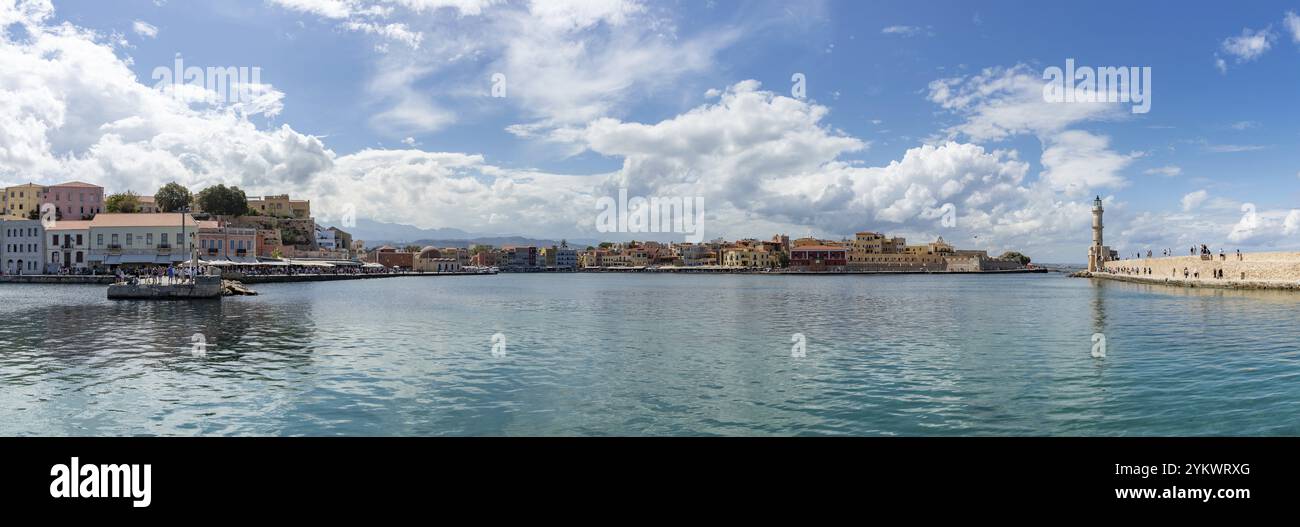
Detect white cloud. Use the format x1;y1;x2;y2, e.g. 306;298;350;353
1181;190;1208;212
1143;165;1181;177
131;20;157;39
1285;11;1300;43
268;0;356;19
1284;210;1300;235
928;65;1125;143
881;25;927;37
1220;27;1275;63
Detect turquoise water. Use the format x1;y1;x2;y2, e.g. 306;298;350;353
0;273;1297;436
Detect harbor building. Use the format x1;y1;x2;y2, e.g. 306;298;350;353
42;181;104;220
3;183;45;220
46;220;92;272
87;213;198;268
2;219;46;274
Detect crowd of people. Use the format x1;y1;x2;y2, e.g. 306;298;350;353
114;265;211;285
1143;246;1244;261
1107;245;1249;282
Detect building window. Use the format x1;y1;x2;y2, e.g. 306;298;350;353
126;233;133;246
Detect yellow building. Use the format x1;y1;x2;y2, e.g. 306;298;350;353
137;195;162;213
3;183;45;219
723;247;778;268
247;194;311;219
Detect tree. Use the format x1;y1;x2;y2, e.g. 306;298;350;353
105;191;141;213
999;251;1031;265
195;184;249;216
27;207;62;221
155;182;193;212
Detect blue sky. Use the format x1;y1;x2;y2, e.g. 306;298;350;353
4;0;1300;261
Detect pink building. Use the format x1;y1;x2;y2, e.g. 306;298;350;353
197;220;259;262
42;181;104;220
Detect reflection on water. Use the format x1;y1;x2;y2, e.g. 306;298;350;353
0;274;1297;436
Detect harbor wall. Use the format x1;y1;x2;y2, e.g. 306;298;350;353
1085;251;1300;290
1102;252;1300;282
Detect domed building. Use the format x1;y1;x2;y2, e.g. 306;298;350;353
414;246;461;273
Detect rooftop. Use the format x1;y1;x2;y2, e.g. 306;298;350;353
47;220;93;231
88;213;198;228
793;245;847;251
50;181;101;188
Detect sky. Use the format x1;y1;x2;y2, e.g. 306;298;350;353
2;0;1299;262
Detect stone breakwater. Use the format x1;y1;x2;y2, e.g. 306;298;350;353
1075;251;1300;290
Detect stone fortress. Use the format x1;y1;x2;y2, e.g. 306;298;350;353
1084;196;1300;290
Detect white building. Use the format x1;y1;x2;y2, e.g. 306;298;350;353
314;223;337;250
2;219;46;275
555;244;578;270
46;220;91;272
87;213;198;268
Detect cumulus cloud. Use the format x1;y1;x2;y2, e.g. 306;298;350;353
0;1;325;196
267;0;737;138
1284;209;1300;235
1181;190;1208;212
928;65;1134;202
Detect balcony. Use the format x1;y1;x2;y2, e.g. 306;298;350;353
107;244;122;253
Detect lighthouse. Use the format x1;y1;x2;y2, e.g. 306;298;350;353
1088;196;1105;272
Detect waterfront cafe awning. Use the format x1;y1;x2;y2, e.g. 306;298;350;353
102;255;122;265
119;254;158;264
362;262;384;268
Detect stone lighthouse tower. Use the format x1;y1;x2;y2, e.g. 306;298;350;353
1087;195;1104;272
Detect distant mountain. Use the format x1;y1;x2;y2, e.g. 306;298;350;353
342;219;476;243
339;219;599;249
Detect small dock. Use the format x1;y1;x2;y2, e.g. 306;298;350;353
107;276;224;300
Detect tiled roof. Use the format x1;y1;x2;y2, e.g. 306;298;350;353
88;213;198;228
47;220;93;231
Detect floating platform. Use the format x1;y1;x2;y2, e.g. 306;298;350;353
107;275;223;300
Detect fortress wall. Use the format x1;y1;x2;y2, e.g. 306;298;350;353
1102;252;1300;282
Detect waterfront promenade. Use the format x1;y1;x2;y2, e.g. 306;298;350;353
1087;251;1300;290
0;271;491;286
